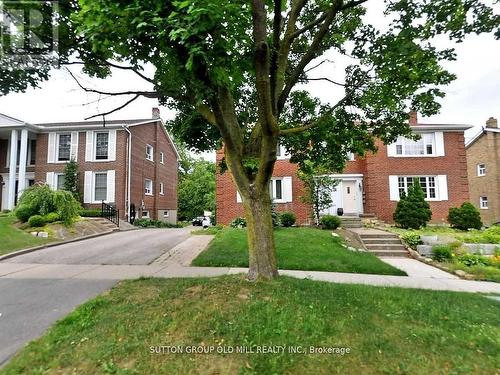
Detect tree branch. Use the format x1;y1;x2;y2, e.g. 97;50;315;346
340;0;370;11
305;77;346;86
84;95;140;120
277;0;344;113
291;12;328;39
66;68;158;98
304;58;334;73
270;0;283;113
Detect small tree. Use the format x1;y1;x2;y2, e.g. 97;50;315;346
393;180;432;229
299;166;338;225
63;159;80;202
448;202;483;230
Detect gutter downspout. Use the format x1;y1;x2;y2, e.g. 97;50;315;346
122;125;132;221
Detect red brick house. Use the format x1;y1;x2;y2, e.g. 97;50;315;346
0;109;179;223
216;114;471;224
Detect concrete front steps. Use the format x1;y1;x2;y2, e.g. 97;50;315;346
358;232;409;257
340;216;362;228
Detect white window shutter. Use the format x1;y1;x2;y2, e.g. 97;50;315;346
107;170;115;203
47;133;56;163
236;191;242;203
108;130;117;161
70;132;79;161
435;132;445;156
387;142;396;157
85;131;94;161
46;172;55;189
437;175;448;201
83;171;92;203
389;176;399;201
283;176;293;202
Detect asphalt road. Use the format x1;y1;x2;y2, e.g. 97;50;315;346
0;227;192;366
5;227;192;265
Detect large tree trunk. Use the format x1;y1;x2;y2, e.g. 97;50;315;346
243;189;279;281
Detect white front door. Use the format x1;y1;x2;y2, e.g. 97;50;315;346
343;180;357;214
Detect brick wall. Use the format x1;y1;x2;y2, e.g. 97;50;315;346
466;131;500;225
364;132;469;223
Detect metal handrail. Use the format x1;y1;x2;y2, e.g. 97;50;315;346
101;201;120;227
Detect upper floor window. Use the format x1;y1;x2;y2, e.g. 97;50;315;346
270;178;283;201
57;134;71;161
480;196;488;209
477;164;486;176
160;152;164;164
145;179;153;195
347;152;355;161
146;144;154;161
159;182;164;195
276;144;290;160
398;176;436;199
395;133;435;156
95;132;109;160
29;140;36;165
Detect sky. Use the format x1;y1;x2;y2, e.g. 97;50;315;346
0;3;499;159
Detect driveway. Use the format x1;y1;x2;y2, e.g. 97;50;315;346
4;227;192;265
0;227;191;366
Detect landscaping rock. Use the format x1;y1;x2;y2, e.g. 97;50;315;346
37;232;49;238
30;232;38;237
416;244;433;256
421;235;438;245
454;270;466;277
463;243;498;255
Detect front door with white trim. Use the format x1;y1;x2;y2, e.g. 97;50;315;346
343;180;357;214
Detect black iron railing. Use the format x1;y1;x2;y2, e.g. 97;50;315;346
102;201;119;227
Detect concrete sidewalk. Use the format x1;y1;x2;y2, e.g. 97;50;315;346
1;261;499;294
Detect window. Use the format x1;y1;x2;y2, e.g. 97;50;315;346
270;178;283;201
160;152;164;164
276;144;290;160
95;132;109;160
477;164;486;176
29;140;36;165
142;211;150;218
397;176;437;199
163;211;169;218
480;197;488;209
159;182;164;195
145;179;153;195
57;134;71;161
56;174;65;190
347;152;355;161
394;133;435;156
94;172;107;201
146;144;153;161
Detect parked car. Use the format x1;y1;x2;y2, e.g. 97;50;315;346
192;217;205;226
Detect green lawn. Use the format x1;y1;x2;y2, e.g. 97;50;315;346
0;216;54;256
442;262;500;283
2;276;499;375
192;227;406;276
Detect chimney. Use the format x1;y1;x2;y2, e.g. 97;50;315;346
152;107;160;119
486;117;498;129
409;111;418;126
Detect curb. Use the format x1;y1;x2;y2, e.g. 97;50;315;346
0;230;116;262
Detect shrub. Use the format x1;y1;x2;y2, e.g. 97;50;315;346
17;184;55;217
271;204;280;228
432;245;454;262
15;204;34;222
133;219;182;228
320;215;341;230
79;209;103;217
28;215;46;228
393;180;432;229
401;231;422;250
44;212;60;223
457;253;491;267
280;212;296;227
52;190;81;226
230;217;247;228
448;202;482;230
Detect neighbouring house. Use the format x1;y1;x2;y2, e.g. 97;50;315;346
465;117;500;225
0;109;179;223
216;113;471;225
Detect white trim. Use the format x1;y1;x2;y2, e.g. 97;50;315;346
480;196;488;209
85;131;94;161
106;170;115;202
437;175;448;201
276;144;290;160
55;132;73;163
159;182;164;195
146;144;154;161
47;132;56;163
55;173;65;190
159;152;164;164
236;191;242;203
83;171;92;203
93;171;108;203
141;210;150;218
70;131;79;161
435;131;445;156
477;163;486;176
46;172;56;190
389;175;447;201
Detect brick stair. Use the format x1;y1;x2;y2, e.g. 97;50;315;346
87;217;120;232
358;232;409;257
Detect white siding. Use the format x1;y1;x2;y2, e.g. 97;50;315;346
386;142;397;157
